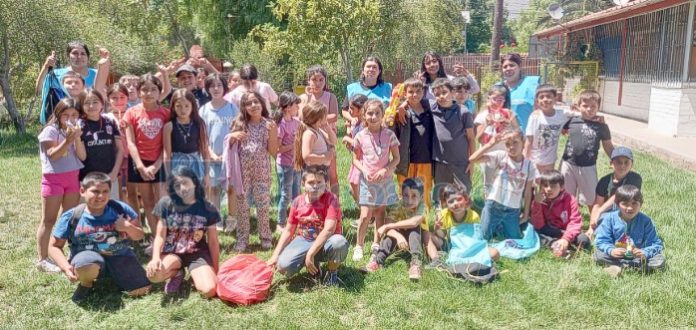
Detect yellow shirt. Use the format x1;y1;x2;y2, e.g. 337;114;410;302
385;201;429;231
435;208;480;231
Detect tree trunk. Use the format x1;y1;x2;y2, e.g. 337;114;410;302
0;77;26;134
339;32;353;83
490;0;504;70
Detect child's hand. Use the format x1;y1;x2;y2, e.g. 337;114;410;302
63;265;78;282
229;131;247;143
377;223;391;237
434;218;443;230
611;248;627;258
266;255;278;268
414;70;426;83
370;168;387;182
97;47;110;66
265;120;277;132
396;101;408;125
146;258;163;277
632;248;645;259
519;213;529;224
114;215;131;232
534;187;545;203
156;62;169;76
145;165;158;181
589;217;599;230
453;63;470;77
396;237;408;251
304;255;319;275
555;238;569;252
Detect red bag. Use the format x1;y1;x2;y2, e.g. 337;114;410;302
217;254;274;305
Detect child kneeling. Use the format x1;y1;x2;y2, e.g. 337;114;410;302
530;170;590;257
593;185;665;277
49;172;151;303
267;165;348;286
363;178;427;280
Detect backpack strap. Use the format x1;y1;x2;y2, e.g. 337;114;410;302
67;204;87;245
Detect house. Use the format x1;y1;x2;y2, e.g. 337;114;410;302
533;0;696;137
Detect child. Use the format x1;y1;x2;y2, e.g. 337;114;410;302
451;76;476;115
392;78;435;208
106;83;132;202
267;165;348;286
163;89;210;184
227;69;241;92
530;170;590;257
61;71;86;99
474;85;519;195
524;85;579;172
560;90;614;211
593;185;665;277
470;129;537;240
200;73;238;232
352;99;400;261
589;146;642;236
123;74;170;243
226;91;278;252
275;91;302;232
78;89;124;201
146;167;220;297
363;178;427;280
36;98;86;273
294;100;337;197
425;183;498;268
431;78;476;195
119;74;141;108
342;94;368;203
48;172;150;302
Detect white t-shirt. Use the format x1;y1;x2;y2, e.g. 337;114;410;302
525;109;574;166
223;81;278;111
485;150;537;209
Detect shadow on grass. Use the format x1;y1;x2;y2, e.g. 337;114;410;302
76;279;126;312
159;279;193;306
275;266;366;294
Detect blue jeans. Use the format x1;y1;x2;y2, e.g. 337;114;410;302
276;164;301;226
277;235;349;277
480;200;522;240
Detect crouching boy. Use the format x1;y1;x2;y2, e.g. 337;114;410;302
48;172;151;302
267;165;348;286
530;170;590;257
593;185;665;277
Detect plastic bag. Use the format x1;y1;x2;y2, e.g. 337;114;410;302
217;254;274;305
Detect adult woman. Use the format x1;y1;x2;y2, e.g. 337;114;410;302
341;56;392;125
36;41;101;95
417;51;480;100
497;53;540;131
224;63;278;111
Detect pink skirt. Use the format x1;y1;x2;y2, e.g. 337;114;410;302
348;164;360;185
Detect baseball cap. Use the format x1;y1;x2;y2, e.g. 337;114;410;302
175;64;197;77
611;146;633;160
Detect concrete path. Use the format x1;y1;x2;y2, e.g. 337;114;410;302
603;113;696;172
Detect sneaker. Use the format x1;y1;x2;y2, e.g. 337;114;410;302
71;284;94;303
224;216;237;233
323;270;340;286
408;263;422;280
261;240;273;250
362;260;381;273
352;246;364;261
36;259;61;273
603;265;622;279
350;219;359;229
233;242;247;253
371;242;380;255
426;258;446;270
165;270;184;294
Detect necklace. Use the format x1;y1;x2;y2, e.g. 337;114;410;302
86;116;104;142
368;127;384;157
176;120;193;144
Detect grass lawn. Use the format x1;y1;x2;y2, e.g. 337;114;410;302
1;124;696;329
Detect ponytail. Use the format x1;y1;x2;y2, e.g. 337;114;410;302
293;123;309;171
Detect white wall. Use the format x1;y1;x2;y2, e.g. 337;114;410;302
599;79;650;122
649;87;681;136
678;89;696;137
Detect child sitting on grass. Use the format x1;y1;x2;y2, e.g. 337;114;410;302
267;165;348;286
593;185;665;278
426;183;499;268
362;178;427;280
49;172;150;303
530;170;590;258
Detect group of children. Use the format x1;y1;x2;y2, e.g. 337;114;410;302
36;48;665;303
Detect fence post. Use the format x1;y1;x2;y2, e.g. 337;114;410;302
682;1;695;82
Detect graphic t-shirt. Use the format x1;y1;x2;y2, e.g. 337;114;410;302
431;102;474;166
525;109;574;166
200;101;238;156
474;108;515;148
562;117;611;167
53;201;139;256
485;150;537;209
122;104;170;161
277;116;301;167
80;115;120;180
38;125;84;174
153;197;220;254
353;127;399;177
288;192;342;241
386;201;429;231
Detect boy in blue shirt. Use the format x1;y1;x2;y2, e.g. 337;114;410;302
593;185;665;278
49;172;151;302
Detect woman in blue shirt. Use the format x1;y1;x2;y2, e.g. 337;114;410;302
497;53;540;131
341;56;392;125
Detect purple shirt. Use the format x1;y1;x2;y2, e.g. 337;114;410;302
277;117;301;167
38;125;84;174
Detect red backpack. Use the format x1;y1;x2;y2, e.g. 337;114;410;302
217;254;274;305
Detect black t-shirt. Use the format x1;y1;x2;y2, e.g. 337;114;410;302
162;88;210;108
153;196;220;254
595;171;642;200
171;119;201;154
431;101;474;166
79;115;120;180
408;99;435;163
562;117;611;166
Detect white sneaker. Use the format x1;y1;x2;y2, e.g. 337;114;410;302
352;246;364;261
224;216;238;233
36;259;61;273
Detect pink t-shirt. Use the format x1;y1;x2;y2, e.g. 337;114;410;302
223;82;278;111
122;104;170;162
277;116;301;167
353;127;399;177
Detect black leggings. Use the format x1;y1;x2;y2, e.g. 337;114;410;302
374;227;422;264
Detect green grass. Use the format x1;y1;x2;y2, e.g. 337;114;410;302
1;126;696;329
